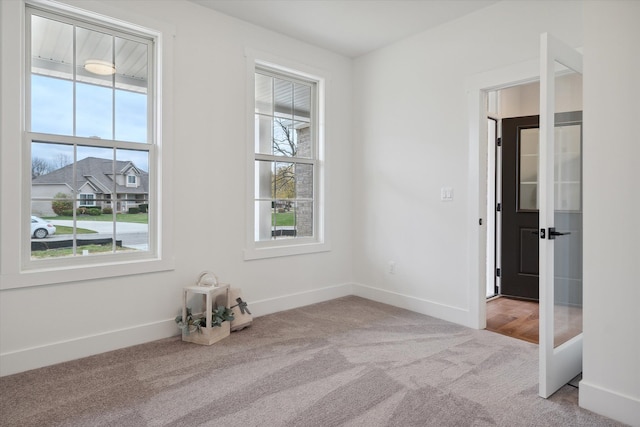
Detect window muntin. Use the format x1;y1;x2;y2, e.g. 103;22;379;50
26;6;153;262
253;68;317;243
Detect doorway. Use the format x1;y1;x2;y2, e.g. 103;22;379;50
469;35;584;398
487;80;583;344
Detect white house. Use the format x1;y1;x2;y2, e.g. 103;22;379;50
0;1;637;425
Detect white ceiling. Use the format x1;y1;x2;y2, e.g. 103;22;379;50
191;0;499;58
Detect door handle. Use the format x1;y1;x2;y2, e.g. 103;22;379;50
548;227;571;240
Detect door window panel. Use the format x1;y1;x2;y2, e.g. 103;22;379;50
519;128;539;211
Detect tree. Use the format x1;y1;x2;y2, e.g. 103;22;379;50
31;157;52;178
272;119;297;200
272;164;295;199
53;153;71;170
273;118;297;157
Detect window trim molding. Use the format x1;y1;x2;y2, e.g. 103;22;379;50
0;0;176;290
243;48;330;260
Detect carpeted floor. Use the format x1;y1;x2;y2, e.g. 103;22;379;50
0;296;624;426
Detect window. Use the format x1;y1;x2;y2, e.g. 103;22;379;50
25;5;155;264
79;194;96;207
246;58;327;259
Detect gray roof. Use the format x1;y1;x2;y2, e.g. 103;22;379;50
32;157;149;195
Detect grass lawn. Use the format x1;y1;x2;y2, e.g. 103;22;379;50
45;213;148;224
274;211;294;226
55;225;96;235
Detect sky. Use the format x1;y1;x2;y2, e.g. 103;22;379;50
31;74;149;172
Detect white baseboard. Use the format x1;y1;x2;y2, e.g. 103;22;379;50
1;282;466;376
352;283;470;327
249;283;353;317
0;283;354;377
579;380;640;427
0;319;178;377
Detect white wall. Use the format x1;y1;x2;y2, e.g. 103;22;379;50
580;1;640;425
0;0;354;375
498;74;583;119
353;0;639;424
352;0;583;325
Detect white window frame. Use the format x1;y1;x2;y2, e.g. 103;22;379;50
244;50;329;260
127;174;137;187
0;0;175;289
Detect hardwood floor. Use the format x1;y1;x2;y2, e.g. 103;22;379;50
486;297;583;346
486;297;539;344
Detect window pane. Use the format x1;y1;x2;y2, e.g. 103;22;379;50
115;149;149;251
269;119;313;159
30;201;78;259
31;15;74;80
295;201;313;238
31;142;73;179
76;26;114;88
255;115;273;155
31;75;73;135
76;82;113;139
115;37;148;143
274;161;295;199
554;124;581;211
294;123;313;159
30;15;74;136
255;73;272;115
274;78;293;117
115;90;147;142
255;200;273;241
519;128;539;211
273;118;296;156
295;163;313;199
274;200;294;239
255;160;273;199
294;82;311;121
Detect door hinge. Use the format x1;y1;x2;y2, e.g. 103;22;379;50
496;137;502;147
496;203;501;212
496;268;501;277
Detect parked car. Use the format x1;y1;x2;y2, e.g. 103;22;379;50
31;216;56;239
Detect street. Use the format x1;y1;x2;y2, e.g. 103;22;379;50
48;220;149;250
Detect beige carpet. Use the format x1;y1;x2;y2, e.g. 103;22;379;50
0;296;624;426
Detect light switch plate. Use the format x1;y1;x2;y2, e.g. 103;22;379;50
441;187;453;201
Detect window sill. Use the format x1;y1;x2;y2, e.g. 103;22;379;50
1;256;175;290
244;240;330;260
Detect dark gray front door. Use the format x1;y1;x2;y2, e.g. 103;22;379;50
501;115;540;300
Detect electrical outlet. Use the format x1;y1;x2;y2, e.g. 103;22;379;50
389;261;396;274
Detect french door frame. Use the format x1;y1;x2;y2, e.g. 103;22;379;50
538;32;583;398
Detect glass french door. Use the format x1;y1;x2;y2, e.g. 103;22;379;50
538;33;583;398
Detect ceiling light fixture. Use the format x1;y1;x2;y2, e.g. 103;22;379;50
84;59;116;75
